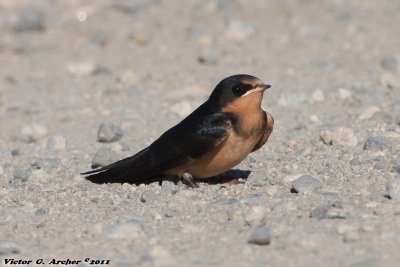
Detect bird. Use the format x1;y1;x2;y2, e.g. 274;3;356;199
82;74;274;187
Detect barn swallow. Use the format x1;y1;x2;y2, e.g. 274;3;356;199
82;74;274;187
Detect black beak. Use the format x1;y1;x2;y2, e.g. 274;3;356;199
259;83;271;90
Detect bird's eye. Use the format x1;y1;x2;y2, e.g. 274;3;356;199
232;85;245;96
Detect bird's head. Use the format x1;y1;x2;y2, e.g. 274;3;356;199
209;74;271;110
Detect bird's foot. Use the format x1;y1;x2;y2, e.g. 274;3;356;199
182;172;199;188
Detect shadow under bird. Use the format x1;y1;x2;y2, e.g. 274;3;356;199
82;74;274;187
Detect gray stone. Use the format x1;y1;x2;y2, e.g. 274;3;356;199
380;56;398;72
247;171;267;187
47;135;66;150
161;181;178;195
310;205;329;219
91;147;119;168
198;52;218;65
67;62;106;77
35;208;49;216
387;177;400;201
326;207;347;219
291;175;322;193
245;206;266;226
209;198;239;206
97;123;123;143
112;0;156;14
13;167;31;182
0;242;20;255
4;9;45;32
239;194;269;204
320;127;358;146
225;20;255;40
247;227;272;246
29;169;51;183
363;136;390;151
20;123;47;142
140;190;159;204
104;222;144;240
11;149;21;156
32;157;59;170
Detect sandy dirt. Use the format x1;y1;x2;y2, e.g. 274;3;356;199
1;0;400;266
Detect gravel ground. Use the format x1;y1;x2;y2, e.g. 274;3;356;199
1;0;400;266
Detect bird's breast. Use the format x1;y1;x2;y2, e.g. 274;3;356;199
167;111;265;178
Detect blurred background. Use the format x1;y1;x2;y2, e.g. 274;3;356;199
0;0;399;145
0;0;400;265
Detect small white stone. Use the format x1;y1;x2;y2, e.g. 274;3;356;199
119;70;137;85
283;173;304;183
225;20;255;40
380;72;400;88
67;62;98;76
29;169;50;183
47;135;66;150
245;206;266;226
359;106;381;120
387;177;400;201
104;222;144;240
310;114;320;123
311;89;325;102
21;124;47;141
320;127;358;146
338;88;352;99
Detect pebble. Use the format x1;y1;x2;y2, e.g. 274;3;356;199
97;123;123;143
386;177;400;201
198;52;218;65
225;20;255;41
320;127;358;146
311;89;325;102
47;135;66;150
11;149;21;156
247;226;272;246
151;246;174;267
119;70;137;85
244;206;266;226
140;190;159;204
35;208;49;216
32;157;59;170
325;207;347;219
13;167;31;182
380;56;398;72
337;88;352;99
343;230;361;242
3;9;45;32
161;181;178;195
247;171;267;187
29;169;51;183
359;106;381;120
104;222;144;240
291;175;322;193
310;205;329;219
20;123;47;142
112;0;153;14
91;147;119;168
0;241;20;255
67;62;102;77
380;72;400;89
363;136;390;151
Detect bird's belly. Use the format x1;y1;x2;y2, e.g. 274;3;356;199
173;133;259;178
